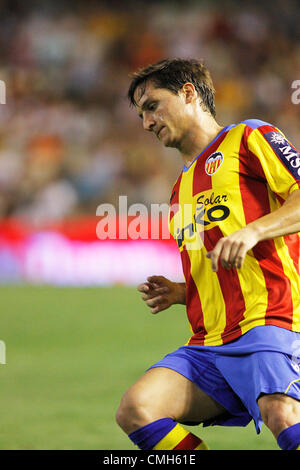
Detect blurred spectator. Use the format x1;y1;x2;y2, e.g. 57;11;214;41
0;0;299;223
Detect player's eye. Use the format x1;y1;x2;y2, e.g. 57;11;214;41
138;101;157;120
148;102;157;111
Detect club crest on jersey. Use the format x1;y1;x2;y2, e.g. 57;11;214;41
205;151;224;175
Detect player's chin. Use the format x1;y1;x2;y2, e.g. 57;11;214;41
161;134;175;148
159;130;177;148
164;138;178;148
158;129;172;147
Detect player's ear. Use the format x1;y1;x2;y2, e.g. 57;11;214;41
181;83;197;104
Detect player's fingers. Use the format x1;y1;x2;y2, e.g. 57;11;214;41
155;286;169;294
141;286;169;301
151;306;164;314
206;251;219;272
138;281;159;293
147;275;167;286
137;283;150;293
146;295;164;308
234;242;248;269
206;240;223;272
149;286;169;296
218;240;234;269
227;241;242;269
229;242;242;269
150;300;168;314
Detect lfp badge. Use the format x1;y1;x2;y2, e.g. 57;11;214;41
205;151;224;175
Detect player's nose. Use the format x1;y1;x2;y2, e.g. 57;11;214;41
143;114;155;132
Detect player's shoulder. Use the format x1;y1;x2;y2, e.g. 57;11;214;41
239;118;273;129
236;118;275;131
229;120;281;143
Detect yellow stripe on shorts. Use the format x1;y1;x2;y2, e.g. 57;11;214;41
284;378;300;395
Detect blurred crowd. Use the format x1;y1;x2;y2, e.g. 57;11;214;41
0;0;299;224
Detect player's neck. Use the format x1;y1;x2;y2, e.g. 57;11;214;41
179;119;224;168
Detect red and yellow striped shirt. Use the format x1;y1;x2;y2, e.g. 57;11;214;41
169;119;300;346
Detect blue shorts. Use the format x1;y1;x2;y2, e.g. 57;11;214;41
148;325;300;433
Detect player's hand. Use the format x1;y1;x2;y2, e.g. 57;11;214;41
206;226;259;272
137;275;186;314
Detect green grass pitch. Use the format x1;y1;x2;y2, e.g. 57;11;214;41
0;285;278;450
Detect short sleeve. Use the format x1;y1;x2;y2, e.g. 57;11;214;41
245;120;300;200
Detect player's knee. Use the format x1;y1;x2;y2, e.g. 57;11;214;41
260;405;286;436
115;386;157;434
115;389;137;433
258;394;300;437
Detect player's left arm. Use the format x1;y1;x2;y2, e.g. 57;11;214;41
206;189;300;272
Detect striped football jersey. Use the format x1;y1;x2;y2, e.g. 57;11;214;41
169;119;300;346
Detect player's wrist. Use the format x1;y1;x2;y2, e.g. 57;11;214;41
173;282;186;305
243;222;264;244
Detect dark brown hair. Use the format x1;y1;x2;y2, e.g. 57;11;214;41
128;58;216;117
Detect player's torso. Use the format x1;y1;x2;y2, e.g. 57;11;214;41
169;123;300;345
169;124;267;251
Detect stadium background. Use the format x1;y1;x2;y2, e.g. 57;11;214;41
0;0;299;449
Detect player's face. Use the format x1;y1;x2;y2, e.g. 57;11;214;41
134;81;189;148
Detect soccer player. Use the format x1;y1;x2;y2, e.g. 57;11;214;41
115;58;300;450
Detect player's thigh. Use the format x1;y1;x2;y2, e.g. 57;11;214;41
124;366;226;424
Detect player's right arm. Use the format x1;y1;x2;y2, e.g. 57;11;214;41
137;275;186;314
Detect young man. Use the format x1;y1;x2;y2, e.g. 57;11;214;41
116;58;300;450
